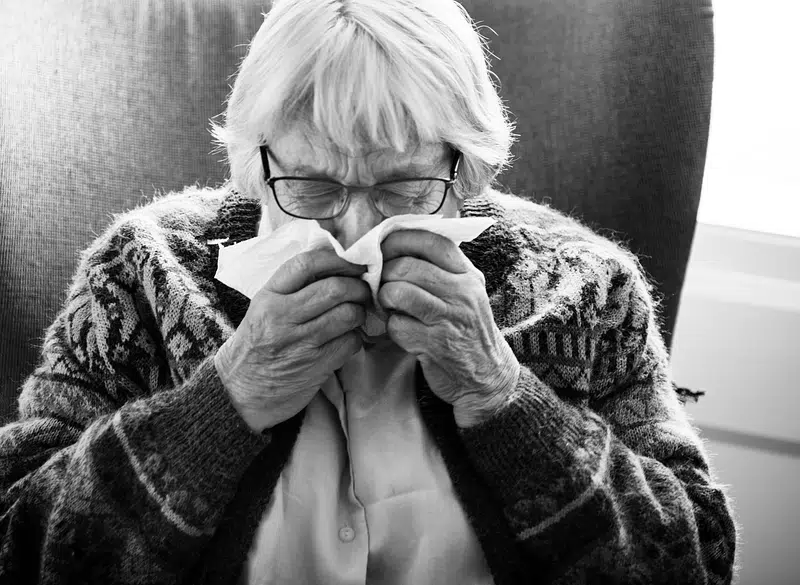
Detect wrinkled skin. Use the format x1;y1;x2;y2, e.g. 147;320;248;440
217;129;518;431
379;229;520;426
215;249;371;433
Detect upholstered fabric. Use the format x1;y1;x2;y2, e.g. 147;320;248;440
0;0;266;422
0;0;713;422
457;0;714;352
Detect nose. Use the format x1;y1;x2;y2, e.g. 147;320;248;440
330;188;385;249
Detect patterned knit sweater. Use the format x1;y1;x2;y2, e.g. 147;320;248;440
0;184;736;584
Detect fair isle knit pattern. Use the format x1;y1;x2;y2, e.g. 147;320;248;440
0;185;736;584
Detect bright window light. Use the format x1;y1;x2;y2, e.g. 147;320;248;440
698;0;800;238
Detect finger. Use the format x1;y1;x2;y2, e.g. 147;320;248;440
379;281;449;325
381;229;468;274
301;302;366;347
268;248;367;295
291;276;372;324
385;311;427;356
381;255;455;297
318;330;364;368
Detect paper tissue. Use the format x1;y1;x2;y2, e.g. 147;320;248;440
214;214;495;339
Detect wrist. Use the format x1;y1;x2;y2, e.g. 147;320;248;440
453;392;506;428
214;336;239;391
214;339;268;434
453;360;520;428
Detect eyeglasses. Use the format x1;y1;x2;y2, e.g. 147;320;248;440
259;144;462;220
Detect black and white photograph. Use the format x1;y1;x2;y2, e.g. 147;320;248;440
0;0;794;583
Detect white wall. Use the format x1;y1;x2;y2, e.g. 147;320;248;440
671;222;800;585
702;440;800;585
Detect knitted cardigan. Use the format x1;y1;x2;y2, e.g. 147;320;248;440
0;185;736;584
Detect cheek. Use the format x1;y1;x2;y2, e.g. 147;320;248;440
441;192;462;218
263;200;297;233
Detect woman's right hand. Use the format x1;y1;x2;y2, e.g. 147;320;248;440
214;248;371;433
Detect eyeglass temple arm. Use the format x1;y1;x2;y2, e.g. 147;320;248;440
449;147;461;182
260;145;271;181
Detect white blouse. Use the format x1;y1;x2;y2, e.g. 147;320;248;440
244;343;494;584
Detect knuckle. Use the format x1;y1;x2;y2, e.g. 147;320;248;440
380;283;397;307
386;312;405;338
322;335;346;358
390;282;406;304
395;257;414;279
292;252;313;274
471;265;487;286
345;329;361;348
419;301;435;323
423;300;443;325
268;296;297;325
250;287;273;310
333;333;360;363
449;247;463;267
385;313;397;335
339;302;359;323
323;277;347;298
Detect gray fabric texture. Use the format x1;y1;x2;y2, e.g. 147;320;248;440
0;0;714;423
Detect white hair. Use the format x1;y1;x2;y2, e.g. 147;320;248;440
209;0;517;202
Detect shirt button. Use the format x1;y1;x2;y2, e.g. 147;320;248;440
338;525;355;542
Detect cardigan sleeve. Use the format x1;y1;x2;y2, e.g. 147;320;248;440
0;218;270;583
457;249;738;584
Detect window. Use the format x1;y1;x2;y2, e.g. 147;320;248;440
698;0;800;238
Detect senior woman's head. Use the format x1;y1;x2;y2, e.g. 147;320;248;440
211;0;515;248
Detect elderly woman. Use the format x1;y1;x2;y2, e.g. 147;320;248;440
0;0;736;583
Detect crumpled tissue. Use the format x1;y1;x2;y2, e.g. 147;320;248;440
214;214;495;338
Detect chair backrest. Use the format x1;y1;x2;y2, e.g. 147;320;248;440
0;0;713;422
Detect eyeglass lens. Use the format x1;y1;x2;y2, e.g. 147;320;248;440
273;179;447;219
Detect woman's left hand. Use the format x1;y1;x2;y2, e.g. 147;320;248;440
379;229;520;427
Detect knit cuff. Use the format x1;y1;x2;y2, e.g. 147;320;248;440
457;364;609;503
113;356;271;533
151;355;271;469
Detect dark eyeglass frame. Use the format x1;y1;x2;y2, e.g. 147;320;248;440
259;144;462;220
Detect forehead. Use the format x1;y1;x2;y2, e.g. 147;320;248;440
270;126;449;170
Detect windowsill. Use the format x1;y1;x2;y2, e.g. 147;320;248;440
671;221;800;448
